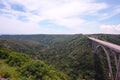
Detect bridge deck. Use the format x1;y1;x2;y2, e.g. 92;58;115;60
88;37;120;53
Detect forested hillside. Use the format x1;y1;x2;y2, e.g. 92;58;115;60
0;48;67;80
0;34;120;80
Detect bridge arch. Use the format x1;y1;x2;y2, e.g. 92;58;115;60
96;45;114;80
88;37;120;80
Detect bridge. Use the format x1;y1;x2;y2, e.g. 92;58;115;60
88;37;120;80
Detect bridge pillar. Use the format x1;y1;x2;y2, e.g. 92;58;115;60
102;47;114;80
92;42;98;54
115;56;120;80
112;51;118;70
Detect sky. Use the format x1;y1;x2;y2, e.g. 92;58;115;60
0;0;120;34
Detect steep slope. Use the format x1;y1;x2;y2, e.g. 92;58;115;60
0;48;68;80
0;34;119;80
0;34;95;80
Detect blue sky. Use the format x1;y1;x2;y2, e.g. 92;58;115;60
0;0;120;34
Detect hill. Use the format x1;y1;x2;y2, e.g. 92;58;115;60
0;48;67;80
0;34;120;80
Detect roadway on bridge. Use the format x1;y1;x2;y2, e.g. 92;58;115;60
88;37;120;53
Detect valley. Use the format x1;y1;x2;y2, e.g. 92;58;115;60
0;34;120;80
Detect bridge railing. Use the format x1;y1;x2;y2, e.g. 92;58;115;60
88;37;120;53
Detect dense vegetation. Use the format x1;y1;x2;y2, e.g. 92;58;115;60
0;34;120;80
0;48;67;80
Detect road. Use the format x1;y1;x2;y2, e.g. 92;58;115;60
88;37;120;53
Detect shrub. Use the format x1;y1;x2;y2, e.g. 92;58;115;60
0;48;10;59
18;60;67;80
6;52;31;66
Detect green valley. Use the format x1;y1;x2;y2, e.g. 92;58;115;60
0;34;120;80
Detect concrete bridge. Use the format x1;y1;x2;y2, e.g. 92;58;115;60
88;37;120;80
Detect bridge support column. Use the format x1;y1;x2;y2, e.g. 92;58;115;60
103;47;114;80
115;56;120;80
112;52;118;70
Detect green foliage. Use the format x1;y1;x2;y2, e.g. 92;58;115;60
0;48;10;59
19;60;67;80
0;34;119;80
6;52;31;66
0;48;68;80
0;60;25;80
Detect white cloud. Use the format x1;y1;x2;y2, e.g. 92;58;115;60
0;15;42;34
42;0;108;19
100;24;120;34
1;0;119;34
2;0;108;22
52;18;85;29
0;15;75;34
99;6;120;20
